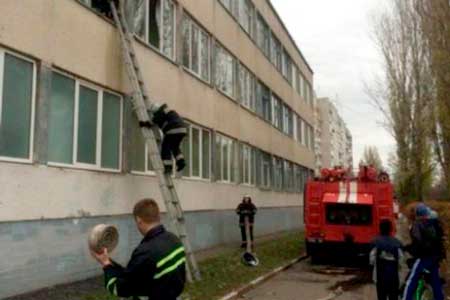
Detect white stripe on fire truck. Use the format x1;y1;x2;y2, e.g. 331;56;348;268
348;181;358;203
338;181;346;203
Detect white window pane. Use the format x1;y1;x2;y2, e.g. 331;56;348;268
0;53;33;159
215;45;235;98
101;92;121;169
48;72;75;164
77;86;98;164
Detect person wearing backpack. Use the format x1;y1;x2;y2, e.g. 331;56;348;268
370;219;404;300
402;203;444;300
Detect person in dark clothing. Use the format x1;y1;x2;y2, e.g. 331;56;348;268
143;102;187;174
236;196;257;248
370;219;403;300
91;198;186;300
402;203;444;300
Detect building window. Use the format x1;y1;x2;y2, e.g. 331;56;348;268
282;50;293;84
270;34;282;72
215;134;238;183
273;156;283;190
256;13;270;57
133;0;176;60
256;81;271;122
282;105;293;137
48;72;122;171
0;51;35;162
271;94;283;130
296;116;303;145
283;160;294;192
237;64;255;110
182;125;211;179
219;0;234;13
260;151;271;188
241;144;255;185
215;44;236;99
309;125;315;150
237;0;254;36
295;67;301;95
182;15;211;82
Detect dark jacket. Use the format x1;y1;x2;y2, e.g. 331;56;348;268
370;236;403;285
151;104;187;135
236;202;257;225
103;225;186;300
405;218;445;261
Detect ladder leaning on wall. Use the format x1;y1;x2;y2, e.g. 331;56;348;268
108;0;201;282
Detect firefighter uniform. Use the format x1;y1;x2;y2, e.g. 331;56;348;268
103;225;186;300
144;103;187;174
236;200;257;247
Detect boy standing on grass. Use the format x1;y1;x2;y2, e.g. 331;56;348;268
370;219;404;300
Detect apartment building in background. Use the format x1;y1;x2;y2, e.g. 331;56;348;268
0;0;315;297
315;97;353;173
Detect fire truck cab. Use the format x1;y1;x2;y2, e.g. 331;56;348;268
304;166;395;262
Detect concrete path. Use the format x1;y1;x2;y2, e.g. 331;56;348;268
238;259;376;300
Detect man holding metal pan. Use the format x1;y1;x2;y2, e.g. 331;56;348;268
89;198;186;300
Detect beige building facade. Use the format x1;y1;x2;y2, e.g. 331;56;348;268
315;97;353;173
0;0;315;297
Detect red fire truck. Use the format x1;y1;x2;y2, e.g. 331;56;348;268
304;166;395;262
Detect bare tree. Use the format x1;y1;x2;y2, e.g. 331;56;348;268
370;0;434;202
361;146;384;171
416;0;450;198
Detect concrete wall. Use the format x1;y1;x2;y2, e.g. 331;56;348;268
0;206;303;299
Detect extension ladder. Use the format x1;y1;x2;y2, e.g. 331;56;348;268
109;0;201;282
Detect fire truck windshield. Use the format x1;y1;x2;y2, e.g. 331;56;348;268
325;204;372;226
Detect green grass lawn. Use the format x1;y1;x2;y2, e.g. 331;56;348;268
83;231;304;300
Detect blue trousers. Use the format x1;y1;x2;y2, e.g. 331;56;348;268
402;258;443;300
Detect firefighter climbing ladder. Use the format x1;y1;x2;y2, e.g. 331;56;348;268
109;0;201;282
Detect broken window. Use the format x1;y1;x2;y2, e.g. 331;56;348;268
182;15;211;82
129;0;176;60
48;71;122;171
0;50;35;161
215;44;236;99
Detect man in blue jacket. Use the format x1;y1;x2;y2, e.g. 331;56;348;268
402;203;444;300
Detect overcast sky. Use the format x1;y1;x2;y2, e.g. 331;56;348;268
272;0;395;168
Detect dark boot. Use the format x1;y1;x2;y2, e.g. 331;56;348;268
176;158;186;172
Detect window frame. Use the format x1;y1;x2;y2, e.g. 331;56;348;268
182;14;211;83
183;123;211;180
48;70;123;173
0;48;37;164
214;42;237;100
